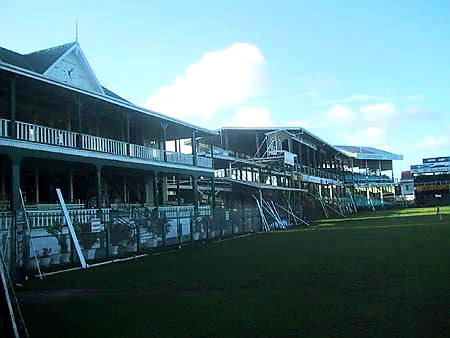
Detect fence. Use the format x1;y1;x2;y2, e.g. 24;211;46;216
0;205;267;275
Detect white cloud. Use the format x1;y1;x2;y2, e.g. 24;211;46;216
341;127;388;148
143;43;267;119
327;104;353;119
225;106;274;127
406;94;424;100
296;90;319;98
313;94;382;106
359;102;396;123
412;134;450;151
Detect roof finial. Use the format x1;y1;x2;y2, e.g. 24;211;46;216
76;19;78;43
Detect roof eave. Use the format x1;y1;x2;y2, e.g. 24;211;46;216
0;62;216;136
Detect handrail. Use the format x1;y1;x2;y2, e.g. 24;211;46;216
0;118;9;137
81;134;127;156
129;144;164;162
0;119;213;168
16;120;77;148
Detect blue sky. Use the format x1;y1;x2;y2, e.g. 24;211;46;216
1;0;449;177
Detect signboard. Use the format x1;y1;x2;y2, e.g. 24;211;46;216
90;218;104;232
284;151;297;166
411;161;450;174
423;156;450;164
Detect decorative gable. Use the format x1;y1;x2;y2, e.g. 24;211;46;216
44;43;104;95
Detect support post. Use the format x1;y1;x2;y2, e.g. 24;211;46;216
153;172;159;207
69;172;74;202
192;176;199;218
35;168;39;203
176;176;181;206
191;130;197;166
161;175;168;205
10;76;16;138
1;170;5;197
75;97;82;148
96;166;102;209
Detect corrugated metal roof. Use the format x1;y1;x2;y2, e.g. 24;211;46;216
334;145;403;160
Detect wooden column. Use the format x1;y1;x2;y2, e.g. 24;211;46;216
10;76;16;138
153;172;159;207
191;130;197;166
69;172;74;202
192;175;199;217
75;97;83;148
11;156;21;211
35;168;39;203
1;170;5;197
123;176;127;203
176;176;181;206
96;166;102;208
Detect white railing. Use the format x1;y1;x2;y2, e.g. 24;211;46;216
27;208;111;229
196;156;213;168
0;119;9;137
0;212;13;230
2;119;210;169
166;152;194;166
298;164;340;181
157;205;211;218
16;121;77;148
81;134;127;156
129;144;164;161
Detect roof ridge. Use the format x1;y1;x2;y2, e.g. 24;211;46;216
25;41;76;56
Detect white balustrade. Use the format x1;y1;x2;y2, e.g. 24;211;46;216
0;212;13;230
129;144;164;161
81;134;128;156
16;121;77;147
196;156;213;168
5;119;211;169
166;151;194;166
27;208;111;229
0;119;9;137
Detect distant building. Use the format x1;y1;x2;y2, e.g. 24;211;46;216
410;156;450;206
398;170;414;203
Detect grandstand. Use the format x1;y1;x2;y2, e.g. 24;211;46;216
411;156;450;206
334;146;403;208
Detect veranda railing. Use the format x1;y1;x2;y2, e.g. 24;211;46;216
0;119;213;168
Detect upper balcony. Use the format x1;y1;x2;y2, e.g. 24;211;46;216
0;118;213;169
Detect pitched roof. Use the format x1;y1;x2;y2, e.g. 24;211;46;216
25;42;76;73
0;46;33;70
101;85;129;103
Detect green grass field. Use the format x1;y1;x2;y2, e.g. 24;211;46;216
18;207;450;337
